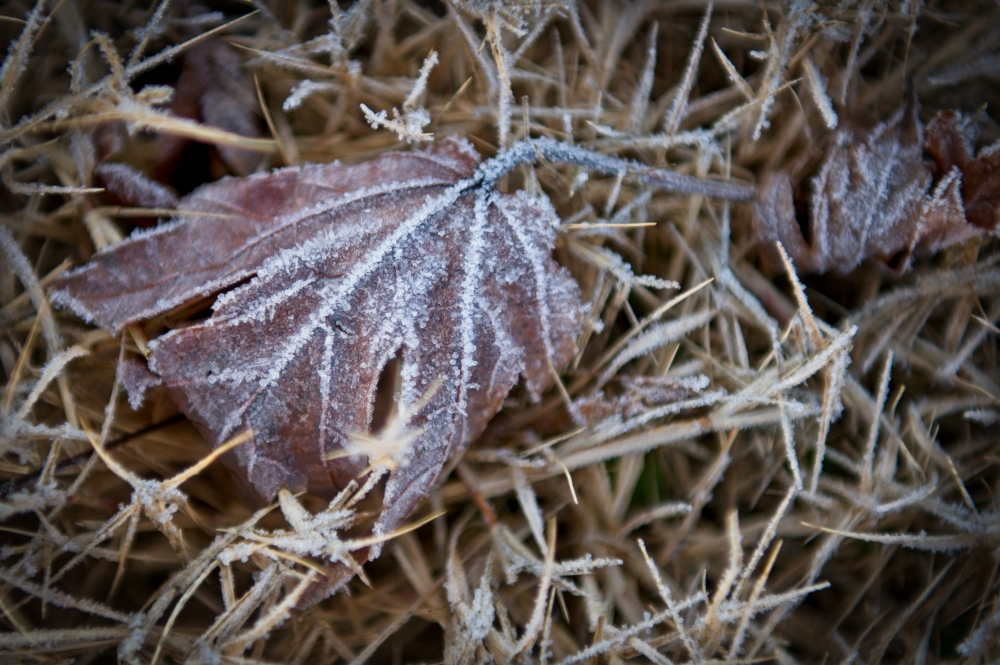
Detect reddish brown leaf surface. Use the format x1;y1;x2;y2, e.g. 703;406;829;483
753;102;996;275
51;138;585;540
926;110;1000;231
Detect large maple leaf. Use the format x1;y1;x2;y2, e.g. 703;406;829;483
52;138;588;537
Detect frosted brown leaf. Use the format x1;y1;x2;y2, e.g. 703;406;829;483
754;100;929;274
753;100;997;275
51;138;587;541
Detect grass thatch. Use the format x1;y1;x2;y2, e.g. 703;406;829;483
1;1;999;663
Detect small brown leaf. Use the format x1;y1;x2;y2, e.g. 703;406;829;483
157;39;263;178
575;375;709;424
754;101;931;274
753;98;1000;275
51;138;584;541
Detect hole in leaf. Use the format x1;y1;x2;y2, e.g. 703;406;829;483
884;248;911;274
794;198;813;246
370;350;403;435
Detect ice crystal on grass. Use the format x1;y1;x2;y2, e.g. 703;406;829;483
361;51;439;143
95;162;179;211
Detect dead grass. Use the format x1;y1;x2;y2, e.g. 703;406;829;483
1;1;999;663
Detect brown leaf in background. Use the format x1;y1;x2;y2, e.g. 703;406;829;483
753;101;997;275
51;138;584;539
754;101;931;274
157;39;263;178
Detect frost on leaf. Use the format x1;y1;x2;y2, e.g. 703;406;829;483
50;138;585;540
753;100;929;274
753;100;997;275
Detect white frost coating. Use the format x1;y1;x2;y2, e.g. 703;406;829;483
317;326;335;457
769;326;856;396
590;390;728;445
0;480;64;520
165;179;450;344
0;1;45;113
779;406;803;490
480;294;525;396
595;310;715;388
802;56;838;129
807;106;910;267
230;277;316;327
108;177;455;332
370;235;429;366
361;103;433;143
207;178;476;441
626;23;658;134
512;466;548;555
964;409;999;425
711;38;754;101
283;79;338;111
810;346;851;495
445;561;496;664
227;175;449;251
360;50;438;143
7;346;87;433
496;196;558;372
217;542;259;565
609;189;653;227
403;51;439;110
581;244;678;291
456;190;491;418
96;162;179;209
663;1;713;135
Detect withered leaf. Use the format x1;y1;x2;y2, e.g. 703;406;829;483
51;138;585;538
754;101;930;274
575;375;710;425
157;39;263;178
753;101;996;275
52;134;754;543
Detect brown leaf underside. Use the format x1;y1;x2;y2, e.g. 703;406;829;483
51;139;584;542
